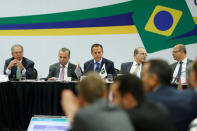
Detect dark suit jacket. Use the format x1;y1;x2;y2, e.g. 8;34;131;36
3;57;34;79
120;62;145;74
170;59;193;74
84;58;115;76
127;99;174;131
147;86;196;131
70;98;134;131
47;62;77;80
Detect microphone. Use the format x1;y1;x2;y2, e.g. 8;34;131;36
85;61;93;73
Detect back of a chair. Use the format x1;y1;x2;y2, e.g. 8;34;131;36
189;118;197;131
33;68;38;79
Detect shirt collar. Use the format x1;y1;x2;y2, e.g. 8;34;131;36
94;58;102;64
181;57;187;64
60;62;69;68
133;60;140;65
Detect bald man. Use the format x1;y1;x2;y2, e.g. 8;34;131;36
171;44;193;88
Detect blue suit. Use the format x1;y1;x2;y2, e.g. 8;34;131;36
84;58;115;76
3;57;35;79
147;86;195;131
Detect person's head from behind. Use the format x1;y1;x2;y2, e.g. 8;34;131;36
172;44;187;62
134;47;147;64
142;59;172;92
110;74;145;110
58;48;70;66
191;60;197;88
91;43;103;62
77;72;106;107
11;44;24;61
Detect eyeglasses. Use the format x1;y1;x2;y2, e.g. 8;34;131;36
172;50;180;53
13;51;23;54
138;53;147;56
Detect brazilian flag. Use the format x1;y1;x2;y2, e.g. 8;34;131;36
132;0;196;53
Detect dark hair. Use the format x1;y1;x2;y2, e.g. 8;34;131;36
91;43;103;52
147;59;172;86
59;48;70;57
178;44;186;54
114;74;145;104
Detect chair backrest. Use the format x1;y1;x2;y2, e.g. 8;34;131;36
33;68;38;79
115;68;120;75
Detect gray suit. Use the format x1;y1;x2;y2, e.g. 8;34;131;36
170;59;193;73
70;98;134;131
47;62;77;80
120;62;133;74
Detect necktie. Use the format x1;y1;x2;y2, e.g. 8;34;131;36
176;61;183;83
95;62;100;72
133;64;140;75
59;66;65;80
16;66;21;80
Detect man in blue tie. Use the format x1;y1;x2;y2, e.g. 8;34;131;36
3;44;35;80
170;44;193;88
84;43;115;76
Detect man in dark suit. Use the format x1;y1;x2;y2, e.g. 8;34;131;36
110;74;174;131
171;44;193;88
61;72;134;131
47;48;78;81
142;59;196;131
3;44;34;80
191;60;197;116
120;47;147;77
84;43;115;76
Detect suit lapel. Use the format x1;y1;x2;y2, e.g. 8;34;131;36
56;64;60;77
67;63;72;77
128;62;133;72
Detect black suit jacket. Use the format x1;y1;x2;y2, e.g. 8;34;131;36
3;57;34;79
127;99;174;131
47;62;78;80
84;58;115;76
147;86;196;131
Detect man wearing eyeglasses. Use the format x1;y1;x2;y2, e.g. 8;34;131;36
171;44;193;88
120;47;147;77
3;44;35;80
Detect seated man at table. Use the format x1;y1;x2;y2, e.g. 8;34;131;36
120;47;147;77
110;74;174;131
61;72;134;131
84;43;115;77
47;48;78;81
3;44;35;80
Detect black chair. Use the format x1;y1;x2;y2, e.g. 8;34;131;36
33;68;38;79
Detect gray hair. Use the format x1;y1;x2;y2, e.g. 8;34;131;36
11;44;23;53
59;48;70;57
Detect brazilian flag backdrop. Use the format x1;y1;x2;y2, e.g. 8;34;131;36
132;0;196;53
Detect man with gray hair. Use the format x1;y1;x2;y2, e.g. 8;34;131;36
47;48;78;81
120;47;147;77
171;44;193;88
61;72;134;131
3;44;35;80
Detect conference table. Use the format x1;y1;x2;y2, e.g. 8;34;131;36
0;80;78;130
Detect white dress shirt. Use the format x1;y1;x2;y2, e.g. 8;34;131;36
130;61;142;78
59;62;69;80
172;57;187;84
